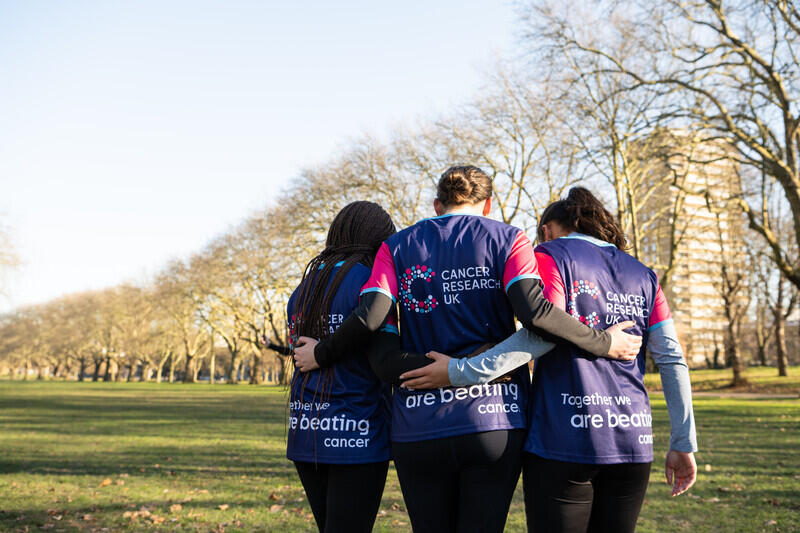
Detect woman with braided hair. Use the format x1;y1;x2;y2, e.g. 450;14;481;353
285;200;399;533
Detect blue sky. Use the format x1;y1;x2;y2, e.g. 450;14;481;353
0;1;518;311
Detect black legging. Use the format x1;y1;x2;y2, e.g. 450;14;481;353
523;453;651;533
294;460;389;533
392;429;525;533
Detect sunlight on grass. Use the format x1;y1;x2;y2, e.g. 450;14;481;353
0;381;797;532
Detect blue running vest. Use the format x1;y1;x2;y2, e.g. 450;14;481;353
384;214;530;442
526;236;658;464
286;262;391;463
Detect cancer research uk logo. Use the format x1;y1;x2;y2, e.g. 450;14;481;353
399;264;439;313
569;279;601;327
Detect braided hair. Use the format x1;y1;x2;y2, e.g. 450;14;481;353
294;201;396;341
537;187;628;250
291;201;396;407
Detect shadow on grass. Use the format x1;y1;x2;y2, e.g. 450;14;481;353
0;384;295;480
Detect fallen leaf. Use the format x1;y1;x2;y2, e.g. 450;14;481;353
765;519;777;526
269;492;279;501
98;478;112;487
269;505;282;513
82;514;93;521
218;504;229;511
704;464;712;472
115;480;124;486
170;504;182;513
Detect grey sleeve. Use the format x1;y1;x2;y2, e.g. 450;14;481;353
447;329;555;387
649;319;698;453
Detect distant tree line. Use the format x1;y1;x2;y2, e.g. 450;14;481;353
1;0;798;385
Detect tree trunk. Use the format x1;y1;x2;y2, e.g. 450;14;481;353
142;364;153;382
775;309;789;377
183;354;196;383
103;356;112;381
208;330;215;385
209;351;216;385
757;342;767;367
125;363;135;382
238;359;245;382
250;351;265;385
78;357;87;382
725;322;746;387
227;351;241;385
193;358;201;382
92;359;102;381
169;353;176;383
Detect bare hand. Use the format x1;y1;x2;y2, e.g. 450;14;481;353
665;450;697;496
399;351;452;389
293;336;320;372
606;321;642;360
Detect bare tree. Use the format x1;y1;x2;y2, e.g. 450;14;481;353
525;0;800;287
155;261;207;384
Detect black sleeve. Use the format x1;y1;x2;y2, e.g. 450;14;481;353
313;291;395;368
267;342;292;356
507;278;611;356
366;331;432;385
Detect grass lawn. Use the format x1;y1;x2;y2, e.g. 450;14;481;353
0;381;798;532
644;365;800;395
